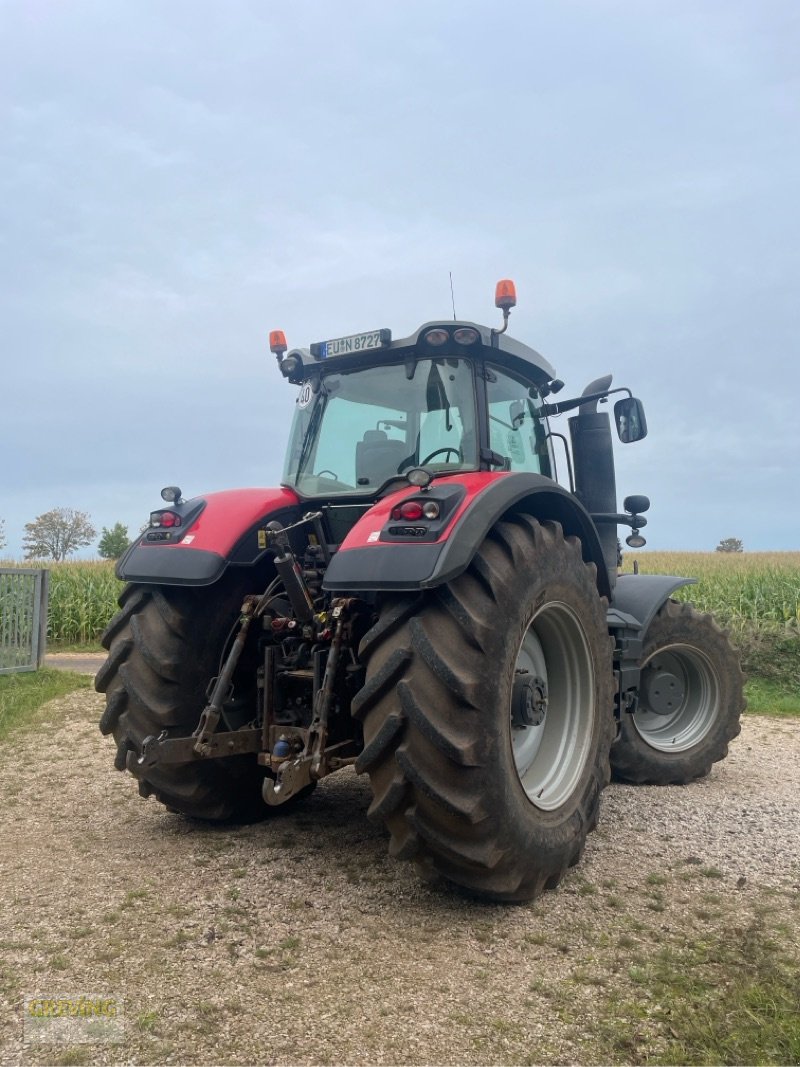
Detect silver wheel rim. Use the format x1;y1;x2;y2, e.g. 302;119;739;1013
511;603;595;811
633;643;719;752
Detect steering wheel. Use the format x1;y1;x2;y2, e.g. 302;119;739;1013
419;447;462;465
315;469;340;480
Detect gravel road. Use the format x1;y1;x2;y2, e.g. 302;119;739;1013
43;654;106;676
1;691;798;1066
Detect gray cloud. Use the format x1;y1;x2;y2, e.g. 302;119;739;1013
1;0;798;557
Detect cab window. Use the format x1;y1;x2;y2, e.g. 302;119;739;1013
486;365;552;476
282;359;479;495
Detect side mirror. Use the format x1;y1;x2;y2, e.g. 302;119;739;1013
623;494;650;514
614;397;647;443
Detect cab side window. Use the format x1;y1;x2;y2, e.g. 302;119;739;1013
486;366;552;476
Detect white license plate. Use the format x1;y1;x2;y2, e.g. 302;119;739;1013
320;331;384;358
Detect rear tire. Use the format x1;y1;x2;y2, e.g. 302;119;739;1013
96;579;276;821
610;600;744;785
352;516;615;902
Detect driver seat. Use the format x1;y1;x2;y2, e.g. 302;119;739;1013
355;429;407;487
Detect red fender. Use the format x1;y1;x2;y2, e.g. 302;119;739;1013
335;472;503;549
117;487;301;586
323;471;610;595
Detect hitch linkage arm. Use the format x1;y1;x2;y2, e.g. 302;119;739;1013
137;594;263;769
191;597;258;756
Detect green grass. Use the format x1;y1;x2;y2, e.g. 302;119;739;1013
744;677;800;717
0;668;91;742
592;915;800;1065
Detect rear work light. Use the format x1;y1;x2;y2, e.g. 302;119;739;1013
406;468;432;488
424;328;449;346
453;327;479;345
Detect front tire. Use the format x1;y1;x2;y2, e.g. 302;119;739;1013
610;600;744;785
352;516;615;902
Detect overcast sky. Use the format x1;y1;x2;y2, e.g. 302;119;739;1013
2;0;798;558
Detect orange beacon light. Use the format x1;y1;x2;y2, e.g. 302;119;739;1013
495;279;517;311
269;330;288;356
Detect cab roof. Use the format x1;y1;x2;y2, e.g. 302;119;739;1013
280;320;557;387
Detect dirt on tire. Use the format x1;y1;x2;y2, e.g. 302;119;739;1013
96;580;273;821
354;516;615;901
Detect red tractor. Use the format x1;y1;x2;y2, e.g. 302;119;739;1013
97;281;743;902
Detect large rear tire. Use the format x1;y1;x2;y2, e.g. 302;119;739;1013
610;599;744;785
96;579;275;821
352;516;615;902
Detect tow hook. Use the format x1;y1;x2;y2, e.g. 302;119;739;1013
263;756;314;806
512;671;548;729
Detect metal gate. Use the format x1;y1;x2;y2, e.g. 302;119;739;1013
0;568;49;674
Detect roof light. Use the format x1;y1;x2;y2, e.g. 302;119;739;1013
279;354;302;379
161;486;182;503
495;279;517;310
422;501;440;519
269;330;288;355
424;328;449;346
159;511;181;529
453;327;479;345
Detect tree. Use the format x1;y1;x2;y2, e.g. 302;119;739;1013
716;537;744;554
98;522;131;560
0;517;6;553
23;508;96;562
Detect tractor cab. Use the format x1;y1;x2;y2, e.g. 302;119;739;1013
279;336;558;500
273;284;562;504
273;282;647;511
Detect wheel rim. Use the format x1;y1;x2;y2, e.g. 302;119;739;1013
633;644;719;752
511;603;595;811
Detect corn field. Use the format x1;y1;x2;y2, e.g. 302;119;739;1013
1;553;798;683
622;551;800;630
622;551;800;686
0;560;124;647
46;561;124;645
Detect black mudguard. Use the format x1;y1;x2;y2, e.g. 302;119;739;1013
609;572;697;703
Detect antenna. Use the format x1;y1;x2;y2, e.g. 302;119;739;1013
449;272;457;320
